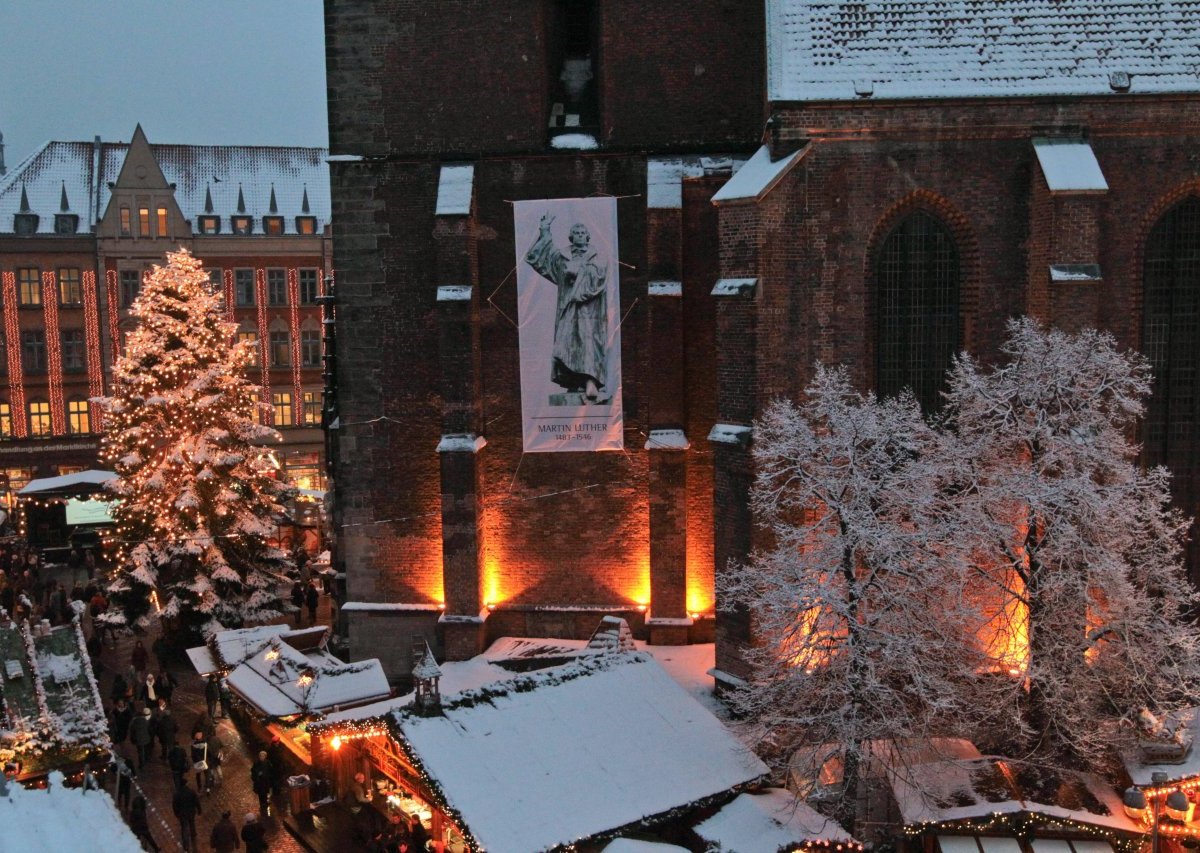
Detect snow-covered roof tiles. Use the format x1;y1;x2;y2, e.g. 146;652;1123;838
392;653;768;852
767;0;1200;103
0;138;329;235
694;789;855;853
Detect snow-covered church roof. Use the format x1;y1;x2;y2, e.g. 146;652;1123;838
383;652;769;852
0;136;329;235
767;0;1200;103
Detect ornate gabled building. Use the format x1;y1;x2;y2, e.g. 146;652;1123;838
325;0;1200;682
0;126;332;518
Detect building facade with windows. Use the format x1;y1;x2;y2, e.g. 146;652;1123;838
325;1;1200;680
0;125;332;506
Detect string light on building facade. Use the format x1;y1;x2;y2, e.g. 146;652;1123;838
42;270;66;434
2;271;27;436
81;271;105;431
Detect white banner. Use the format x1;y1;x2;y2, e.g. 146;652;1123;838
514;197;623;452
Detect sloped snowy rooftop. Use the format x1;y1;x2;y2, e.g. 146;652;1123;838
1123;707;1200;786
391;652;767;852
712;144;807;204
695;788;855;852
0;138;329;235
19;470;116;496
767;0;1200;103
0;771;143;853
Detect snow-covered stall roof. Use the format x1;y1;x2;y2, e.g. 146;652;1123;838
18;470;116;497
0;618;109;777
694;788;857;853
602;841;690;852
0;771;144;853
224;636;389;719
202;623;327;671
891;756;1140;834
388;652;768;852
767;0;1200;103
0;138;329;235
1123;706;1200;786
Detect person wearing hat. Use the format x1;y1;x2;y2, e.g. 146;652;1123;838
241;812;267;853
210;810;239;853
129;705;154;770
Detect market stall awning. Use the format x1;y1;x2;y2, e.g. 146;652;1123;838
19;470;116;497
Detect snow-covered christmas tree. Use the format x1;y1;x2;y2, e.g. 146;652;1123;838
98;248;292;636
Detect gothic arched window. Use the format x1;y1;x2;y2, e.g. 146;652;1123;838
875;211;960;410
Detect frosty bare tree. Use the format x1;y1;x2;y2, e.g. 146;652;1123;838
722;367;989;829
98;249;291;637
943;318;1200;771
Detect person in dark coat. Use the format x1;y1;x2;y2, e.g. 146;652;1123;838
109;672;129;705
250;750;274;816
290;581;304;625
210;811;240;853
305;581;320;625
110;698;133;743
205;674;221;719
156;704;179;760
167;739;189;790
193;709;216;742
155;668;177;705
241;813;267;853
130;796;160;852
114;753;136;812
129;706;154;769
131;639;149;676
209;731;225;787
172;779;202;852
191;731;212;793
151;635;169;672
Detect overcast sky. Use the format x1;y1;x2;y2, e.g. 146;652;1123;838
0;1;327;169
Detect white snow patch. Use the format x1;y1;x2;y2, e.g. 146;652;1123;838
436;285;472;302
711;277;757;297
550;133;599;150
712;144;806;204
0;772;143;853
19;469;115;495
436;433;487;454
647;280;682;297
708;423;753;446
340;602;444;613
645;429;690;451
435;163;474;216
695;788;854;852
1033;139;1109;192
602;840;690;852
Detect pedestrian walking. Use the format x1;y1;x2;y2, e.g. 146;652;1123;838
137;672;160;707
241;813;267;853
193;709;216;741
131;638;149;677
109;698;133;744
205;674;220;719
167;738;189;790
129;707;154;769
250;750;274;816
290;581;304;626
191;731;211;793
155;667;177;705
305;581;320;625
151;635;169;672
210;811;240;853
171;778;202;852
129;796;160;852
114;753;136;813
209;731;225;787
218;677;233;720
156;704;179;760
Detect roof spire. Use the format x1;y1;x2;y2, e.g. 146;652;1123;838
18;184;31;213
60;181;70;212
0;129;6;177
301;184;310;214
236;183;246;213
204;184;214;213
268;183;278;213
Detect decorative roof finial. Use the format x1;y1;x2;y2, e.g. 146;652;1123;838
204;185;214;214
301;184;311;214
236;183;246;213
18;184;31;213
268;183;278;214
60;181;70;212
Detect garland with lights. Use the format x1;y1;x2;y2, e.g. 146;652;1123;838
2;271;28;436
288;268;303;424
82;270;105;431
96;249;293;636
42;270;66;434
902;811;1143;853
256;269;270;422
104;268;121;366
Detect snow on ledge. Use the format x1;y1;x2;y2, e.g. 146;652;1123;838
712;144;807;204
708;423;753;446
1033;138;1109;193
645;429;691;451
437;433;487;453
648;280;682;297
326;154;365;162
435;163;474;216
439;609;490;625
341;602;444;613
1050;264;1102;282
550;133;599;151
436;285;472;302
711;277;757;297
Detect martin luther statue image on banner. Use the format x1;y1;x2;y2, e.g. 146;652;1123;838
524;213;611;405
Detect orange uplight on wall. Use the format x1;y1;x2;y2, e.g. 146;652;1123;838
976;569;1030;675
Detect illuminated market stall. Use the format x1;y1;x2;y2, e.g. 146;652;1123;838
16;469;117;551
1122;707;1200;845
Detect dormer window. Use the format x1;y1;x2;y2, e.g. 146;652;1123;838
54;214;79;235
231;216;253;235
547;0;599;141
263;216;284;235
198;216;220;235
295;216;317;235
13;213;38;235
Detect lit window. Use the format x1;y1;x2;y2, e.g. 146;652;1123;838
238;331;259;366
67;398;90;434
17;268;41;306
235;269;255;306
61;329;85;372
301;330;321;366
248;390;264;424
299;269;319;305
198;215;220;235
268;269;287;306
119;206;131;235
264;216;284;235
302;391;321;425
21;330;46;374
295;216;317;235
270;331;290;367
232;216;253;235
27;400;51;437
157;207;168;236
138;208;150;237
58;267;82;305
0;402;10;437
119;270;141;307
273;392;294;426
